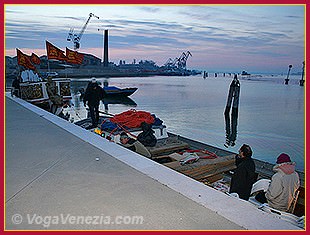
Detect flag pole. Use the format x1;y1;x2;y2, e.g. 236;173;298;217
48;59;50;73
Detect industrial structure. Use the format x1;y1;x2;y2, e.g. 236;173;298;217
163;51;192;71
67;13;100;50
103;29;109;67
6;14;200;82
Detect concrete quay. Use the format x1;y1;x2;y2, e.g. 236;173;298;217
5;94;302;230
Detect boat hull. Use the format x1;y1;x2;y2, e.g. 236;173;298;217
20;79;71;104
74;116;304;217
103;86;138;97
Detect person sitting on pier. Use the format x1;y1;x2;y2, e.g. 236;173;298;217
119;132;152;158
255;153;300;212
229;144;256;200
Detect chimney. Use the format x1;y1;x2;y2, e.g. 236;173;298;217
104;29;109;67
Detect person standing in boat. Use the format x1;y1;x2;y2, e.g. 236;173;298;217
119;132;152;158
229;144;256;200
83;78;104;127
255;153;300;212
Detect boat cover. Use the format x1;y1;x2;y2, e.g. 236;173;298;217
110;110;155;128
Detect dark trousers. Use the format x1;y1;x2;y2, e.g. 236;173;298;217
255;191;268;204
88;105;99;126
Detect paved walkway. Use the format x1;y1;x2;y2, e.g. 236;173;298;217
5;94;301;230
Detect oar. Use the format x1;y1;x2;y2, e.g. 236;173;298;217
98;110;114;117
85;108;115;117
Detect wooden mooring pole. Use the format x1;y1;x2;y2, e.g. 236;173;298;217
299;61;305;86
285;64;292;85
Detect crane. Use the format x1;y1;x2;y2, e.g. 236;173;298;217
67;13;99;50
177;51;192;70
163;51;192;71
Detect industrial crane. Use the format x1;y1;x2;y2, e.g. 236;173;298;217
67;13;99;50
164;57;178;68
163;51;192;70
177;51;192;70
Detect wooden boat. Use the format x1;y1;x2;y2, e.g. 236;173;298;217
103;86;138;97
19;79;71;104
74;115;305;220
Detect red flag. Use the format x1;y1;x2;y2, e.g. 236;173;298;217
30;53;41;65
66;47;84;64
16;48;35;70
46;41;67;61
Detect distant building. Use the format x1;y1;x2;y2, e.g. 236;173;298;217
81;54;101;66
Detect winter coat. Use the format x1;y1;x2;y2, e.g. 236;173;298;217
83;83;104;107
229;155;256;200
265;162;300;211
12;78;21;90
137;122;157;147
122;138;152;158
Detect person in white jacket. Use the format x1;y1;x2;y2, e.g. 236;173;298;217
255;153;300;212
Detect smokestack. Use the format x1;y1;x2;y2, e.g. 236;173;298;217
104;29;109;67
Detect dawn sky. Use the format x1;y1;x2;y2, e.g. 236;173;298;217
5;5;305;74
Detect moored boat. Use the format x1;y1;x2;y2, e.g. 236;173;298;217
74;110;305;224
103;86;138;97
19;79;71;104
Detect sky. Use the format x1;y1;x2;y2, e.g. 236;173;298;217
5;5;305;74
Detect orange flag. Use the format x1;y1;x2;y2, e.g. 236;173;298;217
16;48;35;70
30;53;41;65
66;47;84;64
46;41;67;61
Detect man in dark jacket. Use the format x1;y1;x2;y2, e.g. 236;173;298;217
12;76;22;97
137;122;157;147
229;144;256;200
83;78;104;127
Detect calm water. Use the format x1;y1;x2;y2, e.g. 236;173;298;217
68;74;305;171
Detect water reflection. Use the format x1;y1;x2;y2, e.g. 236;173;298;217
103;96;137;112
64;75;303;170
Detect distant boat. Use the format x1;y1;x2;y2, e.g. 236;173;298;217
103;86;138;97
40;71;59;79
241;70;251;76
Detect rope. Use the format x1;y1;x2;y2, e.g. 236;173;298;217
180;149;218;159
